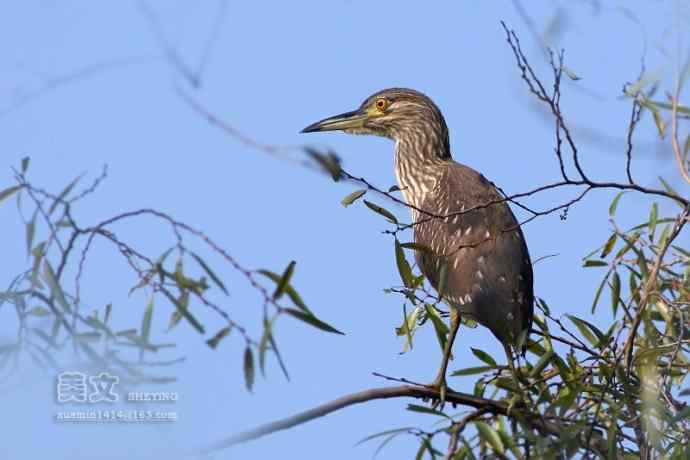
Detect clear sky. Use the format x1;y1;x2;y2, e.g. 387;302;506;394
0;2;686;459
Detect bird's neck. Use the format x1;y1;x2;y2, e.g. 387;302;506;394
394;133;449;210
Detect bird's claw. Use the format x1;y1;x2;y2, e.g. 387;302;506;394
427;377;453;410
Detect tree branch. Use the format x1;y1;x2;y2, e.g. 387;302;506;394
199;384;613;457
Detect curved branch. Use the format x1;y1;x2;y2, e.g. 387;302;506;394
198;384;613;457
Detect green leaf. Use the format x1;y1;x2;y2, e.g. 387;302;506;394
609;192;626;216
583;260;608;267
160;289;204;334
243;346;255;392
206;326;231;349
644;99;690;115
425;304;448;352
400;242;432;253
610;271;621;316
529;350;554;378
49;174;82;214
43;261;71;312
563;66;580;81
648;203;658;242
257;269;312;314
284;308;344;335
273;261;296;300
267;328;290;381
305;147;341;181
21;156;30;173
600;234;617;259
141;297;154;344
394;240;414;288
25;212;36;256
475;421;505;454
471;348;497;367
396;305;420;353
27;306;51;317
566;314;604;346
0;185;21;205
166;309;183;332
406;404;449;418
190;252;228;295
657;223;672;248
341;189;366;207
651;106;667;138
451;365;495;376
363;200;397;224
659;176;684;208
354;427;414;447
258;316;276;376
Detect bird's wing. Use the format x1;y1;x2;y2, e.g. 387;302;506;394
413;163;534;345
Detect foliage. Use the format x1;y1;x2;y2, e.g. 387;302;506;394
0;161;340;389
2;4;690;459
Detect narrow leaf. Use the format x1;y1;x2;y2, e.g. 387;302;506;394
394;240;414;288
610;271;621;316
43;261;70;312
141;297;154;344
406;404;449;418
600;234;617;259
425;305;448;352
25;213;36;256
305;147;341;181
566;314;604;346
243;346;255;392
659;176;684;208
471;348;498;367
363;200;398;224
160;289;204;334
400;242;432;253
648;203;658;242
0;185;21;205
273;261;296;300
451;365;495;376
190;252;228;295
284;308;344;335
341;189;367;207
49;174;82;214
257;269;312;314
206;326;231;349
609;192;626;216
475;421;505;454
583;260;608;267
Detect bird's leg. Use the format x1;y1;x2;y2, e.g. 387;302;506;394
503;344;531;413
428;307;461;408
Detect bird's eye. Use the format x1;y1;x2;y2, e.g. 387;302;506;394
375;98;388;112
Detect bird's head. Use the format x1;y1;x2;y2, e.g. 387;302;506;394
301;88;450;157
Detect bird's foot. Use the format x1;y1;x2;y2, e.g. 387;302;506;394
425;376;455;410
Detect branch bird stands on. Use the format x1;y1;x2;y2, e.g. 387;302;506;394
302;88;534;403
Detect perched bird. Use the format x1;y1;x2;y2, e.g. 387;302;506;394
302;88;533;397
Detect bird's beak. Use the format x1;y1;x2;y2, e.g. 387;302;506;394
301;109;368;133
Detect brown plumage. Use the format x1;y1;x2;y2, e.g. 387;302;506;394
302;88;534;392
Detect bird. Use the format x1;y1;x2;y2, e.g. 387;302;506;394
301;88;534;400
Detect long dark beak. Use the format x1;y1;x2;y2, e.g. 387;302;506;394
301;109;368;133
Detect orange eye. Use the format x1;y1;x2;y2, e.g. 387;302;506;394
375;98;388;111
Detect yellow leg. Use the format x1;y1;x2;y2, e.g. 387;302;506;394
429;308;461;408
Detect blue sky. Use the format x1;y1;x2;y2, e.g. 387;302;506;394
0;2;686;459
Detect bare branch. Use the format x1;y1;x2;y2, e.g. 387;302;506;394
199;384;613;457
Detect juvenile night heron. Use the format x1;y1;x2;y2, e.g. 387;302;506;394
302;88;534;397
